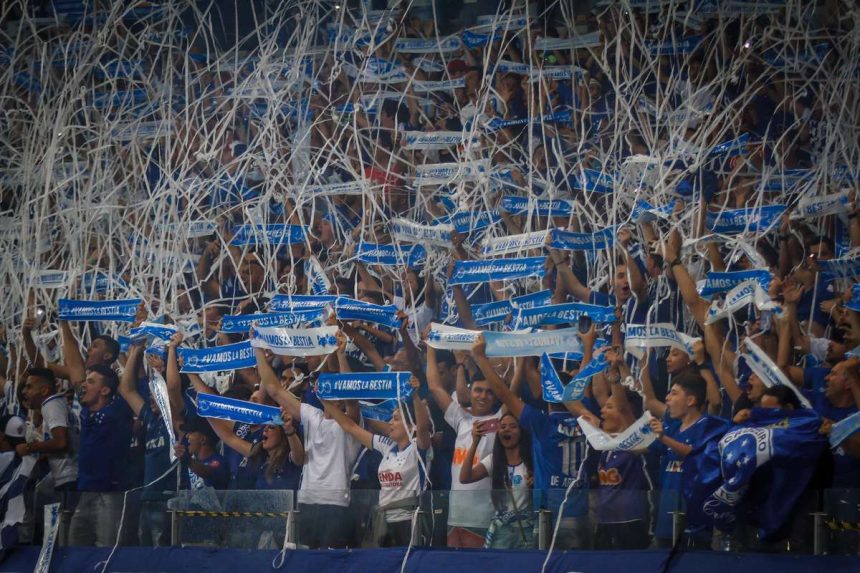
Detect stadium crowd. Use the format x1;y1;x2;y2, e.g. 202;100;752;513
0;0;859;556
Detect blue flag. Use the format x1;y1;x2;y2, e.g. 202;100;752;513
562;352;609;401
540;353;565;403
472;300;513;326
359;399;400;422
693;408;825;540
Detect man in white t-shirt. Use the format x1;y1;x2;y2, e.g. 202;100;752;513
19;368;78;490
428;365;500;548
255;346;362;548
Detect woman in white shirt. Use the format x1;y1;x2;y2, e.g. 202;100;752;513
321;375;432;546
460;412;535;549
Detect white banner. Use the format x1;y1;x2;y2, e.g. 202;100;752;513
624;323;691;359
34;503;61;573
790;191;850;220
390;218;453;248
426;323;482;351
29;270;71;289
743;338;812;409
578;411;657;451
402;131;478;150
150;371;178;462
251;325;340;356
704;280;780;325
414;160;489;185
482;230;548;257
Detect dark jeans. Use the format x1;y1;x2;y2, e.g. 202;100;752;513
380;520;413;547
595;520;651;550
297;503;350;549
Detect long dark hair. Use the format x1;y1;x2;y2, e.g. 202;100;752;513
490;413;533;510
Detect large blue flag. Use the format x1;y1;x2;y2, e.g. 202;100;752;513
690;408;826;540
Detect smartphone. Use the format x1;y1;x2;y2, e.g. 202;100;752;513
34;307;46;327
479;419;500;433
578;314;593;334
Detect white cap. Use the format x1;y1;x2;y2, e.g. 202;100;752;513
3;415;26;439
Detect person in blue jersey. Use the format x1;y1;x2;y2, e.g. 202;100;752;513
644;367;728;549
174;417;230;491
209;408;304;491
471;336;591;550
322;375;431;547
590;384;653;549
219;385;264;489
179;357;305;491
119;344;177;547
67;364;133;547
817;359;860;553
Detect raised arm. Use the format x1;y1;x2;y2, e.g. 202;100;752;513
472;336;523;418
451;284;479;330
321;399;374;449
165;332;191;418
664;230;709;328
426;345;453;413
703;322;742;403
20;316;45;368
409;375;432;451
207;417;253;458
458;422;490;484
119;343;146;416
618;228;648;301
341;324;387;371
692;340;722;416
639;352;667;418
59;321;86;386
548;246;592;302
254;345;302;422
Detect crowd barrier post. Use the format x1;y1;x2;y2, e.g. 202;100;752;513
170;511;182;547
671;511;685;546
538;509;552;550
812;512;826;556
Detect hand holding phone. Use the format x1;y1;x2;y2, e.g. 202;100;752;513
477;418;500;434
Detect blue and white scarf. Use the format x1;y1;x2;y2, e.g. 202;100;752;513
220;309;327;333
482;231;549;257
58;298;140;322
197;393;282;426
317;372;413;400
178;340;256;373
230;224;306;246
390;218;453;248
483;327;582;357
251;325;339;357
426;323;482;351
514;302;616;328
549;227;615;251
449;257;546;285
500;196;574;217
699;269;771;297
